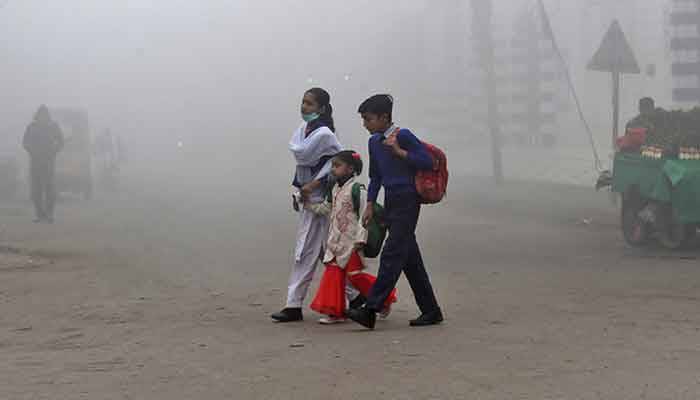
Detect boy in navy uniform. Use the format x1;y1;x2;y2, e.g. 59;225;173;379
347;94;443;330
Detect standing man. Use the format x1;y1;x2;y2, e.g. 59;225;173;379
626;97;656;131
23;105;64;223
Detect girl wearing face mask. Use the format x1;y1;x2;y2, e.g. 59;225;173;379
272;88;361;323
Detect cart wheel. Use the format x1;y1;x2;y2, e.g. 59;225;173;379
622;199;649;247
659;224;685;249
683;225;698;246
658;208;689;250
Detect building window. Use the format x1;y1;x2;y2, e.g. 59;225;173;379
674;75;700;88
540;102;556;113
673;49;700;63
673;0;699;13
673;24;699;38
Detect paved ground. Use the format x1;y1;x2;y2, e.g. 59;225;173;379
1;165;700;399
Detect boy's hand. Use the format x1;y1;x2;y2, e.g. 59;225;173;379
384;134;407;159
362;203;374;227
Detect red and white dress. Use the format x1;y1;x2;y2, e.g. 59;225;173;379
310;176;397;317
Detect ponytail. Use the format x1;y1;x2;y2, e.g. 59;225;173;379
306;87;335;132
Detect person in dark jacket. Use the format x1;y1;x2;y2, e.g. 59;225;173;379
23;105;64;223
625;97;656;131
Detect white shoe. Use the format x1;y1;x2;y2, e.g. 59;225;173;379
379;305;392;319
319;316;347;325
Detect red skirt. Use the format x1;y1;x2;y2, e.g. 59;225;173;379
310;251;397;317
310;263;346;317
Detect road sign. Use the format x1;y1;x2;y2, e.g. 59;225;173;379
588;20;640;74
588;20;641;149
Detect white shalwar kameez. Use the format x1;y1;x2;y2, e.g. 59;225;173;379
287;122;358;308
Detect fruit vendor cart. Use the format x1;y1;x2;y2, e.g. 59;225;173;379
612;152;700;249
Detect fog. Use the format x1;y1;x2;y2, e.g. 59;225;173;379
0;0;675;189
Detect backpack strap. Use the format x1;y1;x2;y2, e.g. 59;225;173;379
351;182;365;219
323;179;334;204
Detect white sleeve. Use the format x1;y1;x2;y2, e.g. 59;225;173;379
305;200;332;216
313;158;333;181
355;188;369;245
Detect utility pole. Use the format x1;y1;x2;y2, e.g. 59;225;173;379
471;0;503;183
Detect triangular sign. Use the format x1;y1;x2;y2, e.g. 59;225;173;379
587;20;640;74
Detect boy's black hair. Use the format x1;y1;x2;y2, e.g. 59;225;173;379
334;150;363;175
306;87;335;132
358;94;394;120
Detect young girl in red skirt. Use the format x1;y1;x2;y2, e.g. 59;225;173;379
308;150;397;324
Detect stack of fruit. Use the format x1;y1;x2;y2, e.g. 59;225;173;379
636;107;700;159
679;147;700;160
641;145;664;159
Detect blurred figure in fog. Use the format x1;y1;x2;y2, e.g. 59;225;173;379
116;134;127;164
96;129;118;189
626;97;656;131
96;129;114;168
23;105;64;223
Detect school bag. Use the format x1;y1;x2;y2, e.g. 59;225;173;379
388;128;448;204
351;183;387;258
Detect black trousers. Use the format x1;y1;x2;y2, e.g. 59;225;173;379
366;191;440;314
30;159;56;219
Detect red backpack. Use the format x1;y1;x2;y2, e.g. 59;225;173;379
390;128;448;204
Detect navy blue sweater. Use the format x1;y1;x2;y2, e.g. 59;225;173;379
367;126;433;203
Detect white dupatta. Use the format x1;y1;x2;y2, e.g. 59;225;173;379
289;122;341;198
289;122;342;262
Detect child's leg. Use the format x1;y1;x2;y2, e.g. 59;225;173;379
346;252;396;307
345;281;360;306
365;193;417;312
402;236;439;315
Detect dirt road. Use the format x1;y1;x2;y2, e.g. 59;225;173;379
1;170;700;399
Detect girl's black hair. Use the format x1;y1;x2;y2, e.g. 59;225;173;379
334;150;363;175
306;87;335;132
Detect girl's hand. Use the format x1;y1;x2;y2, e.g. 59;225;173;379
292;193;300;212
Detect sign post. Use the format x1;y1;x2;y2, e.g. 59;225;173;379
612;71;620;147
587;20;640;149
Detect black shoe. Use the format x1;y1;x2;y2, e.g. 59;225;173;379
409;309;444;327
346;306;376;330
349;294;367;310
271;308;303;322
